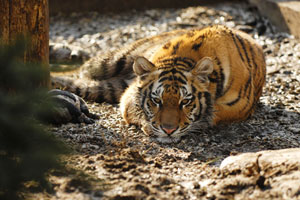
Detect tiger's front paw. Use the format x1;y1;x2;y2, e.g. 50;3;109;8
46;89;99;124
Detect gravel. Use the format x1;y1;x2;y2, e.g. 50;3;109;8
44;2;300;200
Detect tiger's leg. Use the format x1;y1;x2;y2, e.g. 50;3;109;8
213;96;256;125
46;89;99;124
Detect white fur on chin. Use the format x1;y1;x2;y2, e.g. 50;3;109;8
155;136;181;144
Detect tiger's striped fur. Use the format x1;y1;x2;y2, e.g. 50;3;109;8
51;29;186;103
52;25;266;143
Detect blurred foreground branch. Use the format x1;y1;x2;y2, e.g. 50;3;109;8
0;39;68;200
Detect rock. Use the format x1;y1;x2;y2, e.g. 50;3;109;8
50;43;90;64
216;148;300;199
49;43;72;63
249;0;300;38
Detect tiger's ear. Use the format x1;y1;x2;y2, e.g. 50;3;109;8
133;57;155;76
192;57;214;77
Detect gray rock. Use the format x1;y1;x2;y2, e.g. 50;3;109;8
49;43;72;63
218;148;300;199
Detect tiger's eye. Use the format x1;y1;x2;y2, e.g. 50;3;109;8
181;99;191;105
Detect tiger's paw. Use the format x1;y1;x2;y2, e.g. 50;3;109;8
46;89;99;124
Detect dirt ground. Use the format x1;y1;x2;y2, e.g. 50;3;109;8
28;2;300;199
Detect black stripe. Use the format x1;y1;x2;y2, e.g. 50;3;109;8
141;90;147;110
84;89;90;99
192;42;202;51
159;69;187;82
177;57;195;69
230;31;244;62
240;77;253;112
209;57;222;87
204;92;212;115
49;89;77;102
172;41;181;55
192;85;196;93
240;79;253;113
236;35;252;69
107;82;117;103
120;79;128;91
100;58;109;79
159;57;195;69
208;70;218;83
173;63;192;69
195;34;204;41
141;83;153;109
114;56;126;76
163;42;171;49
148;82;153;91
138;86;142;94
171;68;187;80
226;87;242;106
75;87;81;96
215;56;222;66
159;70;171;78
175;76;187;84
244;98;258;119
159;75;187;84
244;74;252;96
159;76;171;83
156;83;163;90
215;58;225;99
246;79;252;101
196;92;203;120
249;45;259;88
249;45;258;70
95;86;105;103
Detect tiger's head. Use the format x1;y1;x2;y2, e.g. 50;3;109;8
133;56;214;143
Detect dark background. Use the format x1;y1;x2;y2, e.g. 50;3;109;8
49;0;243;14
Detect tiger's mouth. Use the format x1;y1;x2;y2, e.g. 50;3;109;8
150;125;189;144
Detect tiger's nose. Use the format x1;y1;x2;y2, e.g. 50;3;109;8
161;124;178;135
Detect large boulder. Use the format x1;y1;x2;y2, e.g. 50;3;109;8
249;0;300;38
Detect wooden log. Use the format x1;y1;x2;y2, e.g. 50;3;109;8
0;0;50;86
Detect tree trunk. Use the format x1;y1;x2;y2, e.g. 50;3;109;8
0;0;50;86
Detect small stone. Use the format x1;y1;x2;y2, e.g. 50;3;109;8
49;43;71;62
288;127;300;134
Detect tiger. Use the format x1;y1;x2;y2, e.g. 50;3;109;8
51;25;266;143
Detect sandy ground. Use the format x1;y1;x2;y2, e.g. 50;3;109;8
27;2;300;199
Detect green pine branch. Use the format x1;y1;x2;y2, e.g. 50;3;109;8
0;39;68;200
